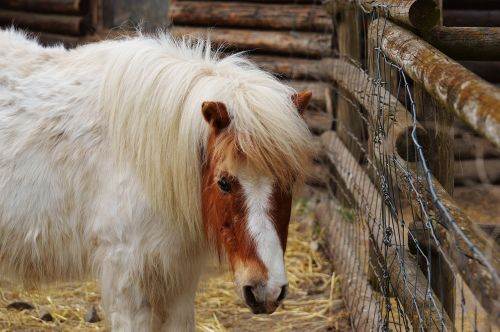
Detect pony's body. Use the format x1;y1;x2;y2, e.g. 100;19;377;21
0;29;313;331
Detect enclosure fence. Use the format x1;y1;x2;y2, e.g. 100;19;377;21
316;1;500;331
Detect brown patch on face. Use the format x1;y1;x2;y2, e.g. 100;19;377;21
201;105;267;277
269;184;293;252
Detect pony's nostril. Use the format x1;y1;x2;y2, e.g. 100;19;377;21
277;284;288;302
243;285;259;308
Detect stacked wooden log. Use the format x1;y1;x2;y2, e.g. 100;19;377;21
433;0;500;84
443;0;500;27
168;0;334;136
0;0;95;47
454;123;500;187
434;0;500;187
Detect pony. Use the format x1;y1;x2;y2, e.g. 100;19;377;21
0;28;314;331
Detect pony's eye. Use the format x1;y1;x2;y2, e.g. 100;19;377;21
217;177;231;193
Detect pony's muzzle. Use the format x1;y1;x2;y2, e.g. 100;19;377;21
243;284;288;314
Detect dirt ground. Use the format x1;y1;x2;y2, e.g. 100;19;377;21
0;199;352;332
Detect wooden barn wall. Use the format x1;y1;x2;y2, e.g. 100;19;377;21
103;0;170;30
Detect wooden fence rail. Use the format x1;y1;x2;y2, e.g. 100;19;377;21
368;18;500;149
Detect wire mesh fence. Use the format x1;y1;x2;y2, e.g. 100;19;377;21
317;2;500;331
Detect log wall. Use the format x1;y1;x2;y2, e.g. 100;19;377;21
168;0;334;122
0;0;100;46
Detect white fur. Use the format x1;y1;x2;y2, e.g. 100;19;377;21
0;28;312;331
239;173;287;301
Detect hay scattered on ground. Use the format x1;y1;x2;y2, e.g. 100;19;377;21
0;199;351;331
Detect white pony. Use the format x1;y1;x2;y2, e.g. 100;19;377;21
0;28;314;331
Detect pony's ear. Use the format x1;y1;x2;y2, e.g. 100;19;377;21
292;90;312;115
202;101;230;131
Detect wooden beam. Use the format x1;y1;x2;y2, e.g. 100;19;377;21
0;0;83;14
327;0;440;30
454;159;500;186
169;1;332;32
89;0;103;32
0;10;85;36
249;55;334;80
321;131;454;331
368;18;500;149
314;195;383;331
302;110;333;135
169;26;331;58
424;27;500;62
305;164;329;188
453;134;500;160
443;0;500;9
443;10;500;27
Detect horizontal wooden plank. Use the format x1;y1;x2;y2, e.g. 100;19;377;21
455;159;500;185
0;0;83;14
249;55;334;80
443;9;500;27
443;0;500;9
454;135;500;160
303;110;332;134
0;10;85;35
169;1;331;32
169;26;331;58
424;27;500;61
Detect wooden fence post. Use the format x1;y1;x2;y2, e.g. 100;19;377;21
335;5;364;160
413;83;456;324
412;1;455;318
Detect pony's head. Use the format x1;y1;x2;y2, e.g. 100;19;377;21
201;91;313;314
102;34;314;313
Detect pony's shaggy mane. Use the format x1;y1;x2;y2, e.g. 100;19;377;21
102;33;314;233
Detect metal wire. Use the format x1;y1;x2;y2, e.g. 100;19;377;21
322;4;499;331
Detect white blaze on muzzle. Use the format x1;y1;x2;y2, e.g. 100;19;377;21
239;173;288;300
